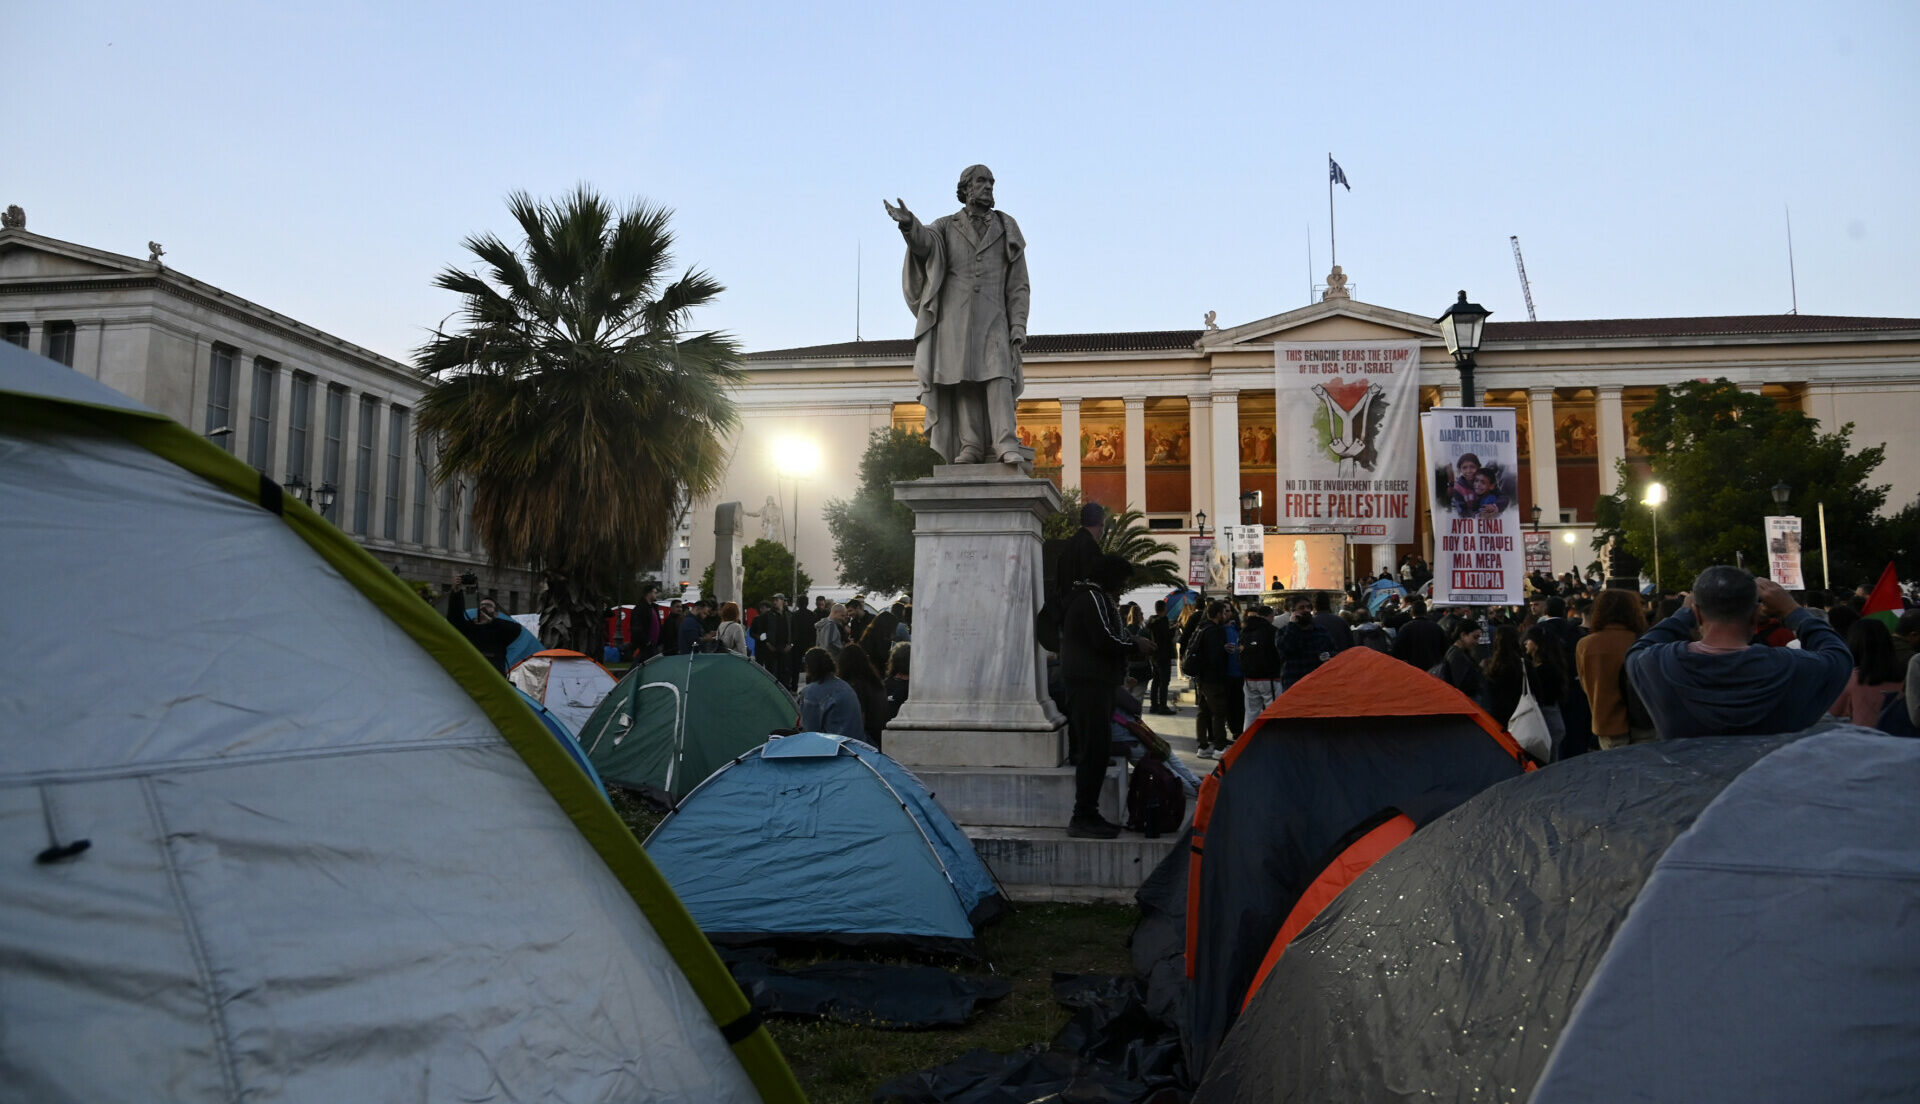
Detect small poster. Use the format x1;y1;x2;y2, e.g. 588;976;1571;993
1422;408;1524;606
1222;525;1267;596
1765;516;1805;589
1523;531;1553;576
1188;536;1215;588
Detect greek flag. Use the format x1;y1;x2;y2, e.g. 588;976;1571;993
1329;157;1350;190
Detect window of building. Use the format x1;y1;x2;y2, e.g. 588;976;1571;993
321;385;347;518
460;478;476;551
353;395;378;535
286;373;314;484
246;358;278;471
2;323;28;348
412;437;431;544
206;344;238;450
384;406;408;539
42;321;76;367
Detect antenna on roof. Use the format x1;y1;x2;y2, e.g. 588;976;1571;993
1784;205;1799;315
856;240;863;341
1306;224;1314;306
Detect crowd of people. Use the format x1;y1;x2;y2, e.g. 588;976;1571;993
1156;564;1919;764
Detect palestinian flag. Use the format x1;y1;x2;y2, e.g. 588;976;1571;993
1861;562;1906;631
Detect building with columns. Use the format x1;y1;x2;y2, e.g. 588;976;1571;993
727;276;1920;594
0;224;535;604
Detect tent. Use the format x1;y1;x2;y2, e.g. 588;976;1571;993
514;686;610;800
1197;727;1920;1103
0;341;799;1102
1179;646;1531;1074
508;647;618;735
580;651;800;803
645;731;1007;953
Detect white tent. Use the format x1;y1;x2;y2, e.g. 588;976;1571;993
509;649;619;736
0;342;799;1102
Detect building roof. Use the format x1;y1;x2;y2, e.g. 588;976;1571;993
747;313;1920;361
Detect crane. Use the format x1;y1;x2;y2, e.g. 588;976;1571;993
1510;235;1537;322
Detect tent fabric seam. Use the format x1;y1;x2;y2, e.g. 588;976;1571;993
142;774;243;1102
4;391;803;1102
0;737;503;786
1653;860;1920;882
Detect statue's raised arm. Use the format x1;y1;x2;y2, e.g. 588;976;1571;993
893;165;1032;467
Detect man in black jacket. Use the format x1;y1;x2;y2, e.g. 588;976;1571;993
445;575;521;676
1060;554;1155;839
1277;595;1335;689
1237;604;1283;718
1146;600;1176;714
1188;601;1237;760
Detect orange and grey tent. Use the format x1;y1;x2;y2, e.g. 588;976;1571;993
1179;646;1530;1075
1197;727;1920;1103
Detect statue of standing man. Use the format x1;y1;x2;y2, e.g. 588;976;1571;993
885;165;1031;465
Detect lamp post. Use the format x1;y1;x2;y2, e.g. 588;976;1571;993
284;475;310;506
1194;510;1208;597
1642;481;1666;592
1239;489;1261;526
772;437;820;671
1194;509;1207;536
1436;291;1492;407
1530;504;1542;532
315;483;337;521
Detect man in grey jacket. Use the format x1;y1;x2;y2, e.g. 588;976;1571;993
1624;566;1851;739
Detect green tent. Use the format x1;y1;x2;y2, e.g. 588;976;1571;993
581;653;801;802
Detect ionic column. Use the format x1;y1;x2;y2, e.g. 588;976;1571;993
1596;385;1626;496
1187;394;1212;524
1210;390;1240;533
1123;395;1146;512
1059;398;1082;492
1528;387;1561;523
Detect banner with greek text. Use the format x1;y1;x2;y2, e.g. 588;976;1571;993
1223;525;1267;596
1765;516;1805;589
1274;340;1421;544
1188;536;1215;588
1523;531;1553;576
1423;407;1524;606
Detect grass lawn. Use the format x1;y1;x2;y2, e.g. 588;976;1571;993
610;790;1141;1104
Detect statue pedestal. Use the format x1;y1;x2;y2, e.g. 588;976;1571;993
884;462;1066;769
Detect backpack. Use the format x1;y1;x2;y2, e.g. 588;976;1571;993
1620;664;1656;732
1113;711;1172;760
1181;623;1208;678
1126;757;1187;838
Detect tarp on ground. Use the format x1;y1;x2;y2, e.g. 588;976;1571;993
646;731;1006;953
1197;727;1920;1103
580;651;800;802
0;340;799;1102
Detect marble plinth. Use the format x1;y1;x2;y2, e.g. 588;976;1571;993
884;462;1066;769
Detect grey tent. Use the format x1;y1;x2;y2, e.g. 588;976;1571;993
1196;727;1920;1103
0;341;800;1102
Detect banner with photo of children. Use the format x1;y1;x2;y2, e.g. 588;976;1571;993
1421;407;1524;606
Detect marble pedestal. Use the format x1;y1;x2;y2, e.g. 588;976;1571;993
883;462;1066;769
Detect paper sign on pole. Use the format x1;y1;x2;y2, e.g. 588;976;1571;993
1222;525;1266;595
1764;516;1805;589
1523;531;1553;576
1422;407;1525;606
1188;536;1215;588
1274;340;1421;544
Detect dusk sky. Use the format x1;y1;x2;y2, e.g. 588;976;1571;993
9;1;1916;364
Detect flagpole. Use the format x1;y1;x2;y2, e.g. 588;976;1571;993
1328;152;1337;271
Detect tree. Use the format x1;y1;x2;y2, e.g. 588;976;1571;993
697;539;813;608
823;427;941;595
415;187;741;653
1592;379;1888;590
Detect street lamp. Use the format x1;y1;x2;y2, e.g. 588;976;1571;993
1642;481;1666;592
1436;290;1492;408
1194;509;1207;536
772;436;821;665
1530;503;1542;531
315;482;337;520
1239;489;1261;526
1770;481;1790;507
284;475;310;505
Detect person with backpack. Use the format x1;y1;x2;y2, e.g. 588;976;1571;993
1237;604;1284;719
1186;601;1237;760
1061;554;1156;838
1146;600;1176;715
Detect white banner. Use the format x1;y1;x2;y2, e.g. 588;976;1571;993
1274;340;1421;544
1222;525;1267;595
1423;408;1525;606
1765;516;1805;589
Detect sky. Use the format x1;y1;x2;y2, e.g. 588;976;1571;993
8;1;1918;364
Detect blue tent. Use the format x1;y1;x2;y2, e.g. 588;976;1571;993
515;687;610;801
644;732;1006;952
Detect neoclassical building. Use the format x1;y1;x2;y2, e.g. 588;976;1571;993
0;221;536;604
727;275;1919;594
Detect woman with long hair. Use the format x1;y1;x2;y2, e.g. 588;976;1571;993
797;647;863;741
1829;618;1904;726
1577;587;1652;748
1480;626;1528;727
1524;621;1570;757
714;602;748;658
881;642;911;728
836;642;889;747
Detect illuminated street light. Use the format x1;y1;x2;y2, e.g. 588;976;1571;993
1642;482;1666;592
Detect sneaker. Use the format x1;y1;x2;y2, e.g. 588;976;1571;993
1196;747;1217;760
1067;814;1122;839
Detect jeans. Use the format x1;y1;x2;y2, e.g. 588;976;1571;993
1243;678;1281;723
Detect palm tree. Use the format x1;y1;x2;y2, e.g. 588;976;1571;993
1099;507;1184;588
416;187;741;652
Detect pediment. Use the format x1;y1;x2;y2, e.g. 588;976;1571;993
0;230;150;280
1202;297;1439;348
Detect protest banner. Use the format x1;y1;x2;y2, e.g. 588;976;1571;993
1523;531;1553;576
1764;516;1805;589
1274;340;1421;544
1188;536;1215;588
1222;525;1267;596
1422;407;1524;606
